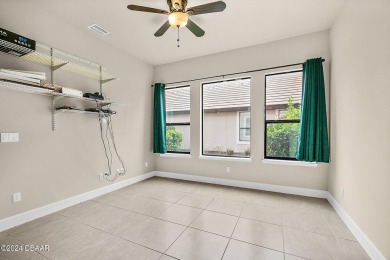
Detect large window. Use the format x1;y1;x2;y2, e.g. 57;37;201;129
165;86;190;153
202;78;251;158
265;71;302;160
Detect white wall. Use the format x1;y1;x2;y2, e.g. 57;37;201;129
329;0;390;258
0;1;154;219
154;31;330;190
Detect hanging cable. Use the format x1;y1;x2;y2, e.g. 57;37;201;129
97;99;126;182
99;113;112;178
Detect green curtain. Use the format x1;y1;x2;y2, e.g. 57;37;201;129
153;83;167;154
297;58;329;162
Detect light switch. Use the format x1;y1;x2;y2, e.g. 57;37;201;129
1;133;19;143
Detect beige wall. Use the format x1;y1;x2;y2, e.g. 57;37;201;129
0;1;154;219
154;31;330;190
329;0;390;258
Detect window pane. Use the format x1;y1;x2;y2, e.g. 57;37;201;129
265;71;302;160
239;112;250;128
266;122;300;158
165;86;190;153
265;71;302;120
203;78;251;157
166;125;190;153
239;129;250;142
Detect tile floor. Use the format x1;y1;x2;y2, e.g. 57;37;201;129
0;177;370;260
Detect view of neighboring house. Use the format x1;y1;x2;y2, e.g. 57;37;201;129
165;71;303;157
265;71;302;120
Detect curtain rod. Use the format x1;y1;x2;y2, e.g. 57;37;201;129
150;59;325;87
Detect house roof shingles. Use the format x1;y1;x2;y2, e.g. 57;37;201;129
165;71;302;112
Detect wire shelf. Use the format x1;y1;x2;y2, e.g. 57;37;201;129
55;109;116;117
55;108;100;115
0;80;114;105
0;80;53;95
21;51;116;82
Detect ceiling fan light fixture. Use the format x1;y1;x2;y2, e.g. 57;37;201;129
168;12;188;27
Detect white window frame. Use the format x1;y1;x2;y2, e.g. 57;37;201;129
237;111;250;144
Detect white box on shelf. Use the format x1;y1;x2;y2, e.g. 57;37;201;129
61;87;82;97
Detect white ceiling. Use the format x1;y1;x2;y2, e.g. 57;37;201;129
6;0;345;65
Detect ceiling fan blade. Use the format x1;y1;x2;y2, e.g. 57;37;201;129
154;21;171;37
127;5;169;15
187;1;226;16
186;19;205;37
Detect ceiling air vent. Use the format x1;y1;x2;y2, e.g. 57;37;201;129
88;24;110;36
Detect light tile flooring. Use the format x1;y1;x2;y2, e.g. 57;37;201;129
0;177;370;260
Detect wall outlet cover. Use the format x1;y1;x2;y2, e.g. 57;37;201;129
13;192;22;203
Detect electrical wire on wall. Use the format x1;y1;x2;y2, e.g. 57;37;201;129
97;99;126;182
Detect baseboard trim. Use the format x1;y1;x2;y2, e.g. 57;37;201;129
1;170;384;259
326;193;386;260
155;171;328;198
0;171;155;233
155;171;385;259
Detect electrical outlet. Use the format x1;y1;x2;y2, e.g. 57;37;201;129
99;173;104;180
226;167;230;173
13;192;21;203
145;162;148;168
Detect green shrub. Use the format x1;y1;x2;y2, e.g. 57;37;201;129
266;97;300;158
226;148;234;156
166;126;183;151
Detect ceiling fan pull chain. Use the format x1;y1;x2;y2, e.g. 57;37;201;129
177;25;180;47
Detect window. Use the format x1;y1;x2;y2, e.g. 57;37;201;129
239;112;250;142
165;86;190;153
265;71;302;160
202;78;251;158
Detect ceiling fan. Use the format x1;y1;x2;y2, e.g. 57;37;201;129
127;0;226;42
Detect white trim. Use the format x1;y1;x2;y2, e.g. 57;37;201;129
155;171;326;198
236;111;251;145
0;172;155;233
326;193;386;260
160;153;191;158
199;155;251;162
262;159;318;167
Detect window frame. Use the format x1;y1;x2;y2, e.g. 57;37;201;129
201;77;251;158
165;85;191;154
238;111;250;143
264;70;302;161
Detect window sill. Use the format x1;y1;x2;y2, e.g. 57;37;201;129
262;159;317;167
160;153;191;158
199;156;251;162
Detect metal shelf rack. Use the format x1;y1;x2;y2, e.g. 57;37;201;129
22;43;117;83
0;80;114;129
0;42;117;130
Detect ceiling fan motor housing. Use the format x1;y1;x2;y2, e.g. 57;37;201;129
168;0;188;11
